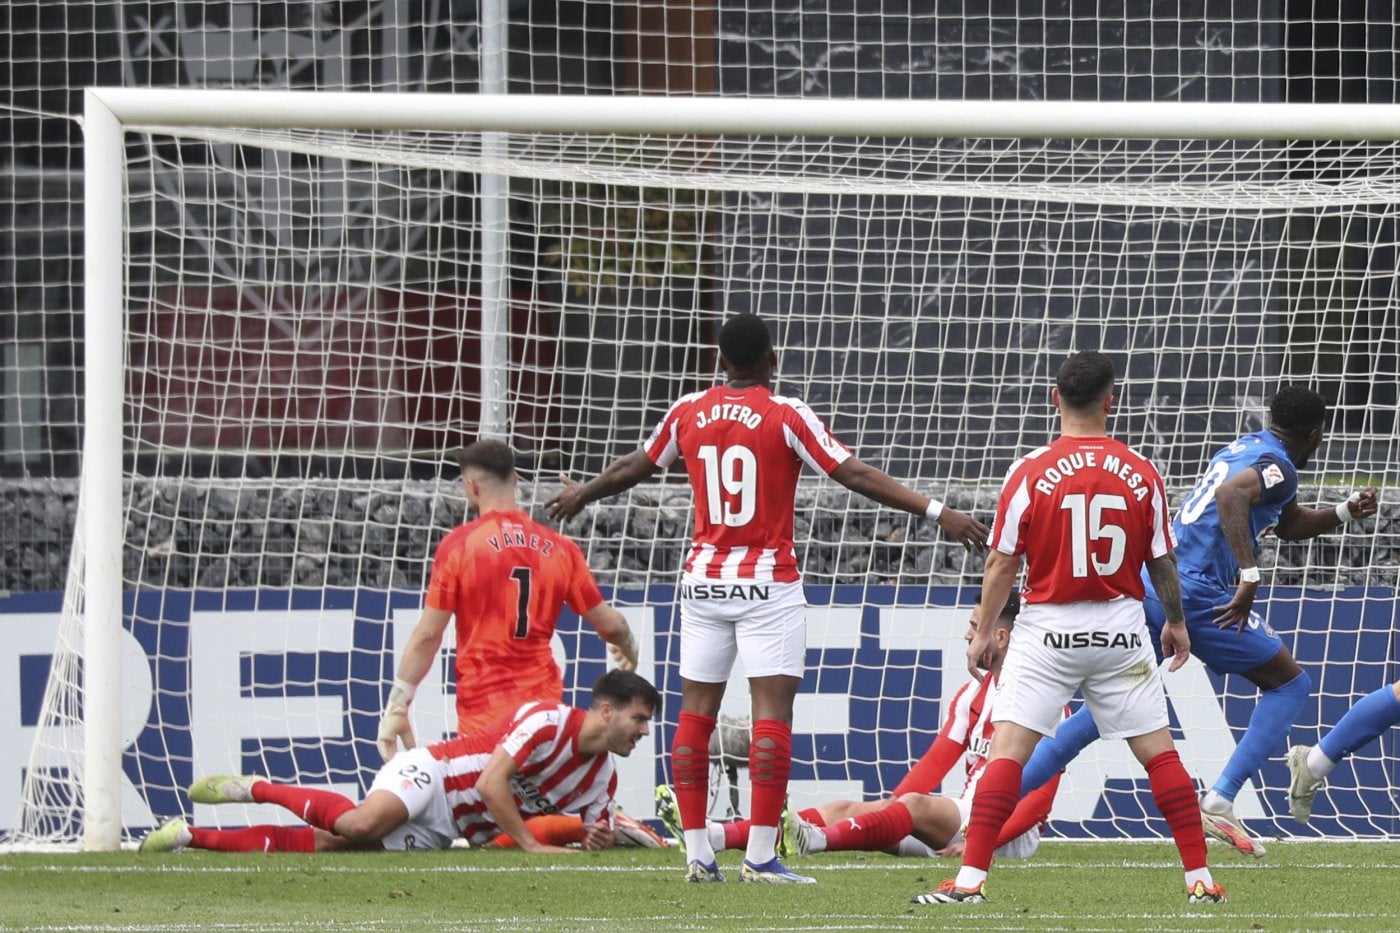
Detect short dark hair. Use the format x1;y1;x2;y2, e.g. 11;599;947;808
590;669;661;713
456;440;516;482
718;314;773;369
976;589;1020;630
1056;351;1115;410
1269;385;1327;434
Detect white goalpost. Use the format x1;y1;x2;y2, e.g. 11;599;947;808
18;87;1400;850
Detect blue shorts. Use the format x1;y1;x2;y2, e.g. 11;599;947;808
1143;592;1285;676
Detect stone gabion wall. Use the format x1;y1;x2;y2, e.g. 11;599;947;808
3;478;1399;594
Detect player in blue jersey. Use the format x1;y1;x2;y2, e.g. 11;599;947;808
1014;385;1377;857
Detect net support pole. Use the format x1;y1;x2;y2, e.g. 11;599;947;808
80;89;126;852
477;0;510;442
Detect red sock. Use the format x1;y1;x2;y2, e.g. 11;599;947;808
799;807;825;827
250;782;357;833
748;719;792;828
1146;749;1208;871
823;801;914;852
722;819;750;850
962;757;1021;871
189;824;316;852
672;712;716;831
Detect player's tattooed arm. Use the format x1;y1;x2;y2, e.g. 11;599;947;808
1146;552;1192;671
1145;552;1184;624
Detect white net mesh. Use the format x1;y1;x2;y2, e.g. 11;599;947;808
10;115;1400;846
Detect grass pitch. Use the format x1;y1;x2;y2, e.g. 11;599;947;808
3;840;1399;932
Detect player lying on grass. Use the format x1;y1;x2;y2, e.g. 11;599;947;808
379;440;645;850
1288;678;1400;824
655;596;1061;865
139;670;659;854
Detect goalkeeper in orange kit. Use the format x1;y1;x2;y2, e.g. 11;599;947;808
378;440;662;848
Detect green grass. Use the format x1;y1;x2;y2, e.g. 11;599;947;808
4;841;1400;932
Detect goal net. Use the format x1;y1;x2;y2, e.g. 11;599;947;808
11;91;1399;848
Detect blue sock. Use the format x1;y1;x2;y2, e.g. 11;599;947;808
1212;670;1311;801
1020;705;1099;795
1319;684;1400;763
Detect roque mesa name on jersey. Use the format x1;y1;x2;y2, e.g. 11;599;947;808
1032;450;1152;502
1043;630;1144;649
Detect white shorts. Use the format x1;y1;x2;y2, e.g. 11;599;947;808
995;598;1168;741
678;576;807;682
369;747;459;851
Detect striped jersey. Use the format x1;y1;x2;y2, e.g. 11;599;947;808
425;510;604;731
940;674;1067;801
428;701;616;845
988;435;1173;604
643;383;852;582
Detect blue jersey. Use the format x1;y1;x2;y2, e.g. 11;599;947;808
1168;430;1298;598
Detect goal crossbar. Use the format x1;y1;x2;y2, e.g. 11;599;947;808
88;88;1400;140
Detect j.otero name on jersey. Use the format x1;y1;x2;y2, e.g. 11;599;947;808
695;403;763;430
1032;451;1151;502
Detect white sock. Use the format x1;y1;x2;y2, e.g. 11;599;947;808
706;822;726;852
805;828;829;853
1307;745;1337;781
745;825;778;864
953;866;988;889
1200;789;1232;814
895;835;935;858
1184;868;1214;889
684;828;716;866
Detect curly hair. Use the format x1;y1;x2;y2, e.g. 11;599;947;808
1268;385;1327;434
718;314;774;369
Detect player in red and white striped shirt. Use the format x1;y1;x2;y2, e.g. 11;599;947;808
675;597;1064;865
137;670;660;855
926;351;1225;907
548;314;987;884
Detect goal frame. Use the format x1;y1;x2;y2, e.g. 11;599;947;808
79;87;1400;850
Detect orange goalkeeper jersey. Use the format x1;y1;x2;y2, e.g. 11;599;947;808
425;509;605;733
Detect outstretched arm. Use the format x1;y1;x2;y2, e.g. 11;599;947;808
1274;487;1378;540
829;457;988;550
546;450;661;522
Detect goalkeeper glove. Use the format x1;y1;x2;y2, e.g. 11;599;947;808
609;630;639;671
377;678;418;762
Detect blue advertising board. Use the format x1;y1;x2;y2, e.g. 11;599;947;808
2;586;1396;839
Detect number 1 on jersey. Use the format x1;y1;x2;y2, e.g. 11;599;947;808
696;444;757;526
1060;493;1128;578
509;566;531;638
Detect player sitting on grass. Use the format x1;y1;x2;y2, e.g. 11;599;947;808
139;670;659;854
656;596;1063;866
1287;678;1400;824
